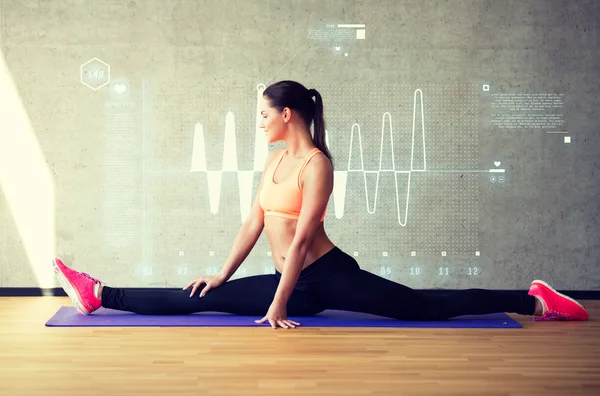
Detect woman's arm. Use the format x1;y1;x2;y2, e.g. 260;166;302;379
272;153;334;305
218;218;263;281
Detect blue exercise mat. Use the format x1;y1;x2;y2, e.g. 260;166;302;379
45;306;522;328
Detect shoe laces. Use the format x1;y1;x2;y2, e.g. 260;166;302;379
80;271;101;284
535;310;572;321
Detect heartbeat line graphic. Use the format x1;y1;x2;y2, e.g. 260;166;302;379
190;84;269;223
189;86;504;225
332;89;426;226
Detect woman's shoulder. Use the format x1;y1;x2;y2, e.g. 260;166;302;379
301;150;334;186
308;150;333;172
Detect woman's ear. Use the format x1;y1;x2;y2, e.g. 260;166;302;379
282;107;291;122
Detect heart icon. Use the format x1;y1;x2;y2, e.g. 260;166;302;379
335;46;341;51
494;161;501;167
113;83;127;94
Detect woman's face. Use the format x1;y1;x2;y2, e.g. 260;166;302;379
259;95;287;144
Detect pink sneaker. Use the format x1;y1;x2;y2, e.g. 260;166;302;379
528;280;589;321
53;258;102;315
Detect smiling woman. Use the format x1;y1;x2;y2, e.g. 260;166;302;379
260;81;332;162
52;80;589;329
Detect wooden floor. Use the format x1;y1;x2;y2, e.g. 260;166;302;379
1;297;599;396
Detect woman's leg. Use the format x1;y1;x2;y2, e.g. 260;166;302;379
101;274;316;316
305;252;536;321
53;257;317;316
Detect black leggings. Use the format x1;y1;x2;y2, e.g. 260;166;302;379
101;247;536;320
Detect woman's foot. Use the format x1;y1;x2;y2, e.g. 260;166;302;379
53;258;103;315
528;280;589;321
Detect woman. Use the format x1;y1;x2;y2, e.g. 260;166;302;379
53;80;589;329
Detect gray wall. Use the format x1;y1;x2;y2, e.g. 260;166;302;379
0;0;598;291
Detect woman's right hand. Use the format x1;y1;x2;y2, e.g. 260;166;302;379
183;275;226;297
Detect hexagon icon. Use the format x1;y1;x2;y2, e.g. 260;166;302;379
80;57;110;91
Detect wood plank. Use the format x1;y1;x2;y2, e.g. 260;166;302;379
0;297;598;396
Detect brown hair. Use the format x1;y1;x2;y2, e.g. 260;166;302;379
263;80;333;164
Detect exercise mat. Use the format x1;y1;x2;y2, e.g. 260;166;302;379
45;306;522;328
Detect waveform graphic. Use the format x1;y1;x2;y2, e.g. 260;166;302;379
190;84;268;222
190;85;427;225
332;89;426;226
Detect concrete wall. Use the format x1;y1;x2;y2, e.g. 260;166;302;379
1;0;599;290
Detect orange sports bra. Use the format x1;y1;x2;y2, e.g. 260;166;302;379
259;148;327;221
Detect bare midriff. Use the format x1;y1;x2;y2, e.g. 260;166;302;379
263;215;335;273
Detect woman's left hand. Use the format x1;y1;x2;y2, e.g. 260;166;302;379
255;302;301;329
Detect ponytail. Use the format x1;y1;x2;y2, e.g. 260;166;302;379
309;89;333;165
263;80;334;166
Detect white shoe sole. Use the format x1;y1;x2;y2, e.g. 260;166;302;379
53;259;90;315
